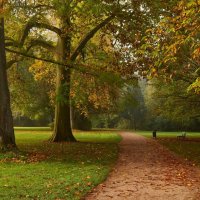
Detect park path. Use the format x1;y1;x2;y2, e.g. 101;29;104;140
85;132;200;200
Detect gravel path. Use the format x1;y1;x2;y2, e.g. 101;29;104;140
85;132;200;200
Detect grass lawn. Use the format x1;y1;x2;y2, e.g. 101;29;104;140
136;131;200;166
0;128;122;200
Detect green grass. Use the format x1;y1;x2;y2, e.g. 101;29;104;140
136;130;200;166
0;129;122;200
135;130;200;138
14;127;51;131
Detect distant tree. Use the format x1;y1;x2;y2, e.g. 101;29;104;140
117;82;145;130
144;78;200;131
8;60;55;124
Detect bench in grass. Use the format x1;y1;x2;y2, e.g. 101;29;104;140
177;132;186;140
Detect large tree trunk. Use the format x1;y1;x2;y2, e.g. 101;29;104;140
0;15;16;149
50;36;76;142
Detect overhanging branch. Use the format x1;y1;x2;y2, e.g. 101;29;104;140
20;21;61;46
71;15;115;61
6;48;67;67
6;48;100;77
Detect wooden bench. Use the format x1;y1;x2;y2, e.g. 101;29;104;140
177;132;186;140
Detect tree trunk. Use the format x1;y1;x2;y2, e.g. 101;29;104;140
0;15;16;149
50;36;76;142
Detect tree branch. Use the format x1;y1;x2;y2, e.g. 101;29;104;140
6;48;67;67
5;48;100;77
20;21;61;46
174;74;194;84
5;37;20;47
24;4;54;10
6;59;18;69
71;15;115;61
5;39;56;69
27;39;56;53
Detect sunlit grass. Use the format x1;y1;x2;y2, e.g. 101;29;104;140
0;128;122;200
14;127;51;131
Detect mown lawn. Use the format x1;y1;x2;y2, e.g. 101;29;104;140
0;128;121;200
136;131;200;166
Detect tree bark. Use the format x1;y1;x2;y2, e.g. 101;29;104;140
0;14;16;149
50;36;76;142
50;15;114;142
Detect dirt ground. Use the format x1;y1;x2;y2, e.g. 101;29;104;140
85;132;200;200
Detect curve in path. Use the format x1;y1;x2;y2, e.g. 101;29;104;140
85;132;200;200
